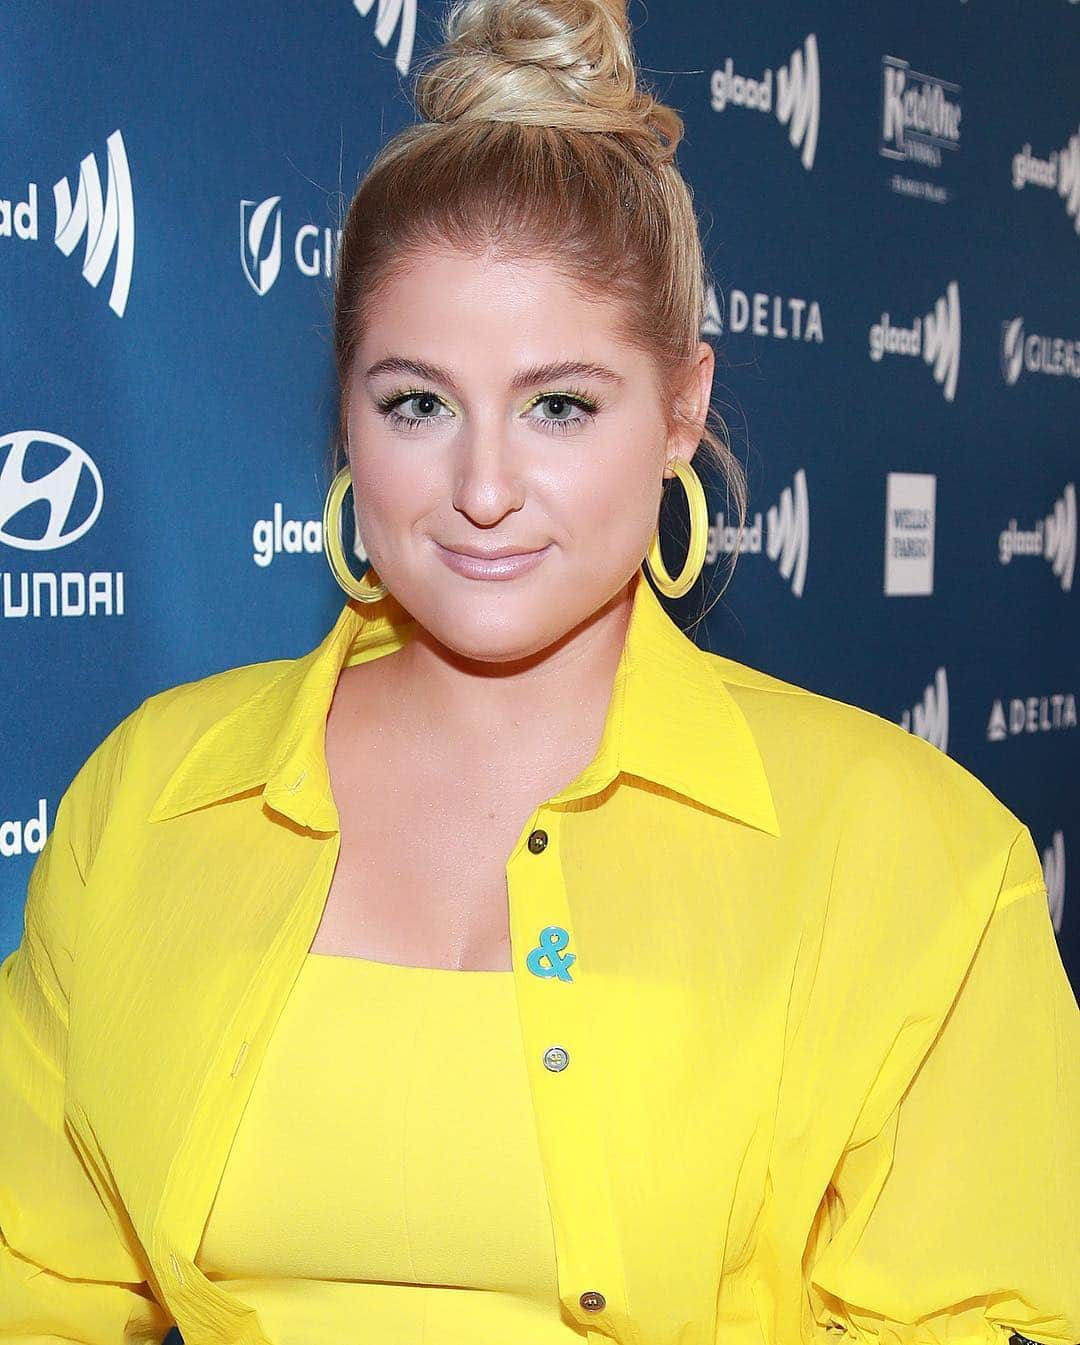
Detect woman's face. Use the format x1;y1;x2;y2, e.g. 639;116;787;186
344;244;712;663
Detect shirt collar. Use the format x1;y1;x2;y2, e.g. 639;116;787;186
149;568;781;837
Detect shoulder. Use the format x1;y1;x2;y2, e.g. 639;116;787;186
60;653;297;865
708;650;1040;910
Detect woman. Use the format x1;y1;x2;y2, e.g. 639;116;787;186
1;2;1077;1344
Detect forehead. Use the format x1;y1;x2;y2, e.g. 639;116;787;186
360;244;643;373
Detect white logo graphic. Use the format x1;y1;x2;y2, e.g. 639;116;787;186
900;666;949;753
701;284;823;343
880;57;961;168
986;691;1077;741
1011;128;1080;236
706;468;810;597
0;431;103;551
0;800;48;858
241;196;283;296
0;129;134;317
869;280;961;403
253;502;369;568
1000;317;1080;385
998;483;1076;593
884;472;936;596
1042;830;1066;934
52;129;134;317
709;34;820;171
352;0;416;75
239;197;341;295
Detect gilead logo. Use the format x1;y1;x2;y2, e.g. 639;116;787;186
0;800;48;857
240;197;342;296
1000;317;1080;384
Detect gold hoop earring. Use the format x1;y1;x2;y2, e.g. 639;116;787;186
322;465;388;603
643;457;708;599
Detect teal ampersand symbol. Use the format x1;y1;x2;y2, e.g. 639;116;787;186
526;925;576;981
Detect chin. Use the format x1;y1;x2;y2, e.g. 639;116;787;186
417;589;563;664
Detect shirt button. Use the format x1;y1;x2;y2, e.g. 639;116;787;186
543;1044;570;1071
527;828;549;853
580;1290;606;1312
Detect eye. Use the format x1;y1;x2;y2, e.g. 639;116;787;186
377;389;454;431
523;391;600;435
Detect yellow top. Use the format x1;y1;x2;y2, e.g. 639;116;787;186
196;950;580;1344
1;568;1078;1345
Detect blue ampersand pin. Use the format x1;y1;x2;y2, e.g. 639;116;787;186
526;925;576;981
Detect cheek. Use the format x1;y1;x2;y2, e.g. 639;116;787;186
350;441;435;534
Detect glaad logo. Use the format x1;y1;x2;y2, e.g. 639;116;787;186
701;284;823;343
0;431;124;619
705;468;809;598
709;34;820;171
880;57;961;168
0;128;134;317
998;483;1076;593
0;800;48;858
986;690;1077;740
900;666;949;753
240;197;341;295
352;0;416;76
1011;128;1080;236
0;430;103;550
1000;317;1080;384
252;502;369;568
868;280;961;403
1042;830;1066;934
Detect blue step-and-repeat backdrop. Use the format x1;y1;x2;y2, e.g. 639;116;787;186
1;2;1077;990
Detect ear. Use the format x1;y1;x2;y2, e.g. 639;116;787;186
664;340;714;477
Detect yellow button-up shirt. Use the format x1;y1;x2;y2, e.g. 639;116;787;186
2;568;1078;1345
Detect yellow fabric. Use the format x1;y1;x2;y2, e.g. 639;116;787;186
195;951;580;1343
1;566;1078;1345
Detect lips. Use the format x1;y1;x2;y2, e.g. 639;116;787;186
434;540;551;581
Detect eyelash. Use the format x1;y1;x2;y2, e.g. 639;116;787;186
375;386;601;436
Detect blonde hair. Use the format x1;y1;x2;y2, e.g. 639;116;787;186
333;0;747;607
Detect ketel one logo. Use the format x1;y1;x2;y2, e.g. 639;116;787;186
709;34;820;171
0;431;103;551
241;196;283;296
879;56;962;169
352;0;416;75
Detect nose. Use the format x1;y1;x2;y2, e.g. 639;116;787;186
451;423;526;528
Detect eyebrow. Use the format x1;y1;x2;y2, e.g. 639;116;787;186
363;356;625;392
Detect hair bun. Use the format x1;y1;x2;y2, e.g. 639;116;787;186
413;0;682;168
